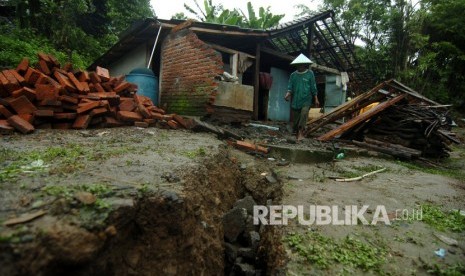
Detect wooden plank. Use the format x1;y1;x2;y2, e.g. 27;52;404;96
305;80;389;135
317;94;406;141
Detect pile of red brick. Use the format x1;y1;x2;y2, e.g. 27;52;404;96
0;53;190;134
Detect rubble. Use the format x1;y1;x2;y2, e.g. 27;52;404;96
0;53;191;134
307;79;460;159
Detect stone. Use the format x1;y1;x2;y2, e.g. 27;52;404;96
248;231;261;250
233;262;256;276
237;247;256;262
161;190;181;203
224;242;237;264
233;196;257;215
265;175;277;184
223;207;247;242
74;191;96;205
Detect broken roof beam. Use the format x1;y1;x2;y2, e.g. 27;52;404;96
313;29;344;70
305;80;391;135
317;93;407;141
388;80;441;106
208;43;255;59
268;10;334;37
320;20;355;70
260;47;340;75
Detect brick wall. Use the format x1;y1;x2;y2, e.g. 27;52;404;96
160;29;223;116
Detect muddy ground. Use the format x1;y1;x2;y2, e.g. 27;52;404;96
0;124;464;275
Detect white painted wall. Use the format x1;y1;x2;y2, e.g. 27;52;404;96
107;43;148;76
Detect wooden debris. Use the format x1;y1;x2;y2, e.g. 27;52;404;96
3;210;47;226
334;168;386;182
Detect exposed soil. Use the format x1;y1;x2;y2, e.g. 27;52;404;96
0;127;285;275
1;124;464;275
274;130;465;275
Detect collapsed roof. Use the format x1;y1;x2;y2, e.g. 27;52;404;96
90;10;368;83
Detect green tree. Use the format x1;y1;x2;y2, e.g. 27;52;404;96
107;0;155;35
239;2;284;29
183;0;242;25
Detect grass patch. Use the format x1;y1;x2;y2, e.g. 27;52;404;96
285;231;387;272
183;147;206;159
423;262;465;276
420;204;465;232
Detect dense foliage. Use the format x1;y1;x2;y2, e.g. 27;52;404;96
297;0;464;110
0;0;155;69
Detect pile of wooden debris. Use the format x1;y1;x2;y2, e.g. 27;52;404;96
306;79;459;159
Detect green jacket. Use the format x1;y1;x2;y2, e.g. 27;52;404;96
287;69;317;109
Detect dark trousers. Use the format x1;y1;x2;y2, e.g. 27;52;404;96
292;106;310;132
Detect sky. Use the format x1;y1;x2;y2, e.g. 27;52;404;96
150;0;323;23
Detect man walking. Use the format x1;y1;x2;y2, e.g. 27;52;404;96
284;53;319;141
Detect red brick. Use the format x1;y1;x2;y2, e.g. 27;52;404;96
0;105;13;118
151;112;164;120
47;54;60;67
62;62;73;72
2;70;21;92
7;115;35;134
96;66;110;82
16;58;29;74
101;82;113;91
54;112;77;120
147;106;165;114
18;113;34;124
77;71;90;82
163;114;174;121
167;120;179;129
8;70;26;85
89;72;102;84
104;116;124;128
62;103;78;111
59;94;79;104
0;83;8;97
36;85;59;101
114;81;131;93
134;121;149;128
34;109;54;117
12;87;36;101
134;95;151;119
173;114;191;129
38;60;51;75
89;107;108;117
72;114;91;129
9;95;37;114
37;106;63;113
94;82;105;92
234;141;269;154
38;99;62;106
67;72;85;92
119;98;136;111
81;82;90;93
38;52;52;64
0;119;14;133
117;111;143;122
77;101;100;114
24;68;42;85
144;118;156;125
54;71;77;93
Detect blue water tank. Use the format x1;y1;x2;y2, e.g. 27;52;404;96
125;68;159;105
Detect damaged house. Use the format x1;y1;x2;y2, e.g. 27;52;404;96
89;10;368;123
